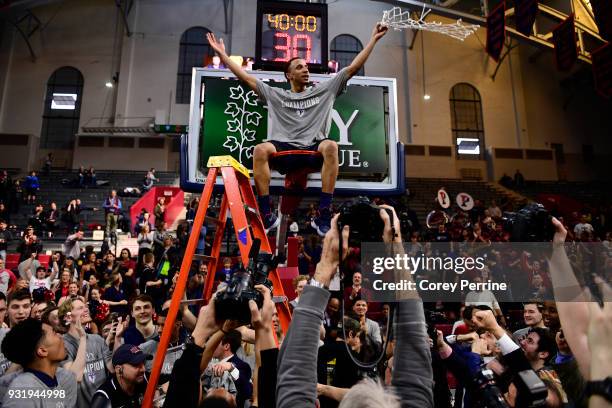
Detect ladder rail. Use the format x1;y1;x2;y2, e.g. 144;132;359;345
142;167;218;407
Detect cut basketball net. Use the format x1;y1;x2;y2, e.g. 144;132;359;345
381;5;479;41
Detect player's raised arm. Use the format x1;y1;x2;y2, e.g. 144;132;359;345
206;32;258;92
346;23;388;78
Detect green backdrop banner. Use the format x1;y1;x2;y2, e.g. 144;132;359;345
200;78;388;175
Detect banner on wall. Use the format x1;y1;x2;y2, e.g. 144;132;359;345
590;0;612;41
553;14;578;71
592;43;612;98
487;2;506;62
515;0;539;37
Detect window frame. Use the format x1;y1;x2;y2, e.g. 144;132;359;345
449;83;485;160
40;66;84;150
176;26;213;105
330;34;364;75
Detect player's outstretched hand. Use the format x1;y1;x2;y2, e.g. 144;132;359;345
372;23;389;41
206;32;226;56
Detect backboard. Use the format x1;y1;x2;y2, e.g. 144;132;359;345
180;68;405;195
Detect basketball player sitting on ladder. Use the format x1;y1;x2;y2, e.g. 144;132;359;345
207;23;387;236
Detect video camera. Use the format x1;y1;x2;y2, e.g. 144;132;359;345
501;203;553;242
215;239;281;325
337;197;394;244
473;364;548;408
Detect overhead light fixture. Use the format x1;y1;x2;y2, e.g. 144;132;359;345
423;94;431;100
105;82;113;88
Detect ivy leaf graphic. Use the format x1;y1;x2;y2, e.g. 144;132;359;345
223;136;239;152
227;119;240;132
229;86;244;100
245;111;262;127
245;90;258;106
243;129;256;142
245;146;254;159
224;102;240;118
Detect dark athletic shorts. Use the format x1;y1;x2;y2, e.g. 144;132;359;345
268;140;323;153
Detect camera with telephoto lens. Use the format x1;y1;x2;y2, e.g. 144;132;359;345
501;203;553;242
215;239;281;325
474;365;510;408
337;197;394;244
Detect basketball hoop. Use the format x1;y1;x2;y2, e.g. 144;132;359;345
380;5;480;41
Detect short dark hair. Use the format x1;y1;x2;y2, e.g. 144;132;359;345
530;327;556;359
0;292;6;303
523;301;544;312
131;294;154;312
1;318;45;366
200;396;234;408
221;330;242;354
284;56;302;81
7;289;31;306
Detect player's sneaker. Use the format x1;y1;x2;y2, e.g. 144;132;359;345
263;212;281;233
311;207;332;237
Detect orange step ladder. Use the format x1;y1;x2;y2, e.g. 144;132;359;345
143;155;292;407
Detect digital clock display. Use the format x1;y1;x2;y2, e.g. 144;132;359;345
261;13;322;63
256;0;327;72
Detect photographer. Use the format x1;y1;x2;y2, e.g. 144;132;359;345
276;209;434;408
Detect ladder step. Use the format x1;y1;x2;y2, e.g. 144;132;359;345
193;254;215;262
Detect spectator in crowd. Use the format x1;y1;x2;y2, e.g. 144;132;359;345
499;173;513;188
45;202;60;238
0;259;16;296
206;54;226;69
0;172;12;207
142;168;158;192
323;297;341;342
29;299;52;321
351;299;382;348
0;204;9;226
154;197;166;231
102;271;129;316
514;169;525;187
289;275;309;311
42;153;53;175
85;166;97;187
90;343;150;407
58;281;83;306
136;223;154;267
23;171;40;205
487;200;502;219
123;295;157;346
17;226;41;262
0;318;87;408
343;271;370;309
513;302;547;342
59;297;113;407
203;329;252;408
103;190;122;241
464;275;503;319
64;229;84;260
0;220;10;262
54;269;72;303
134;209;152;235
573;214;594;238
140;300;190;378
139;253;163;312
28;203;45;236
28;264;58;293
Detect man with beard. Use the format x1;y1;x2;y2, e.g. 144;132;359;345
91;344;150;407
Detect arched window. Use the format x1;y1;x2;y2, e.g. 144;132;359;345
330;34;363;75
40;67;84;149
449;83;485;159
176;26;212;104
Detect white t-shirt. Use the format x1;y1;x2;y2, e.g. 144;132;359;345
29;276;52;293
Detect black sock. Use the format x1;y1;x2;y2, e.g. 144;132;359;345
258;195;270;215
320;192;333;210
